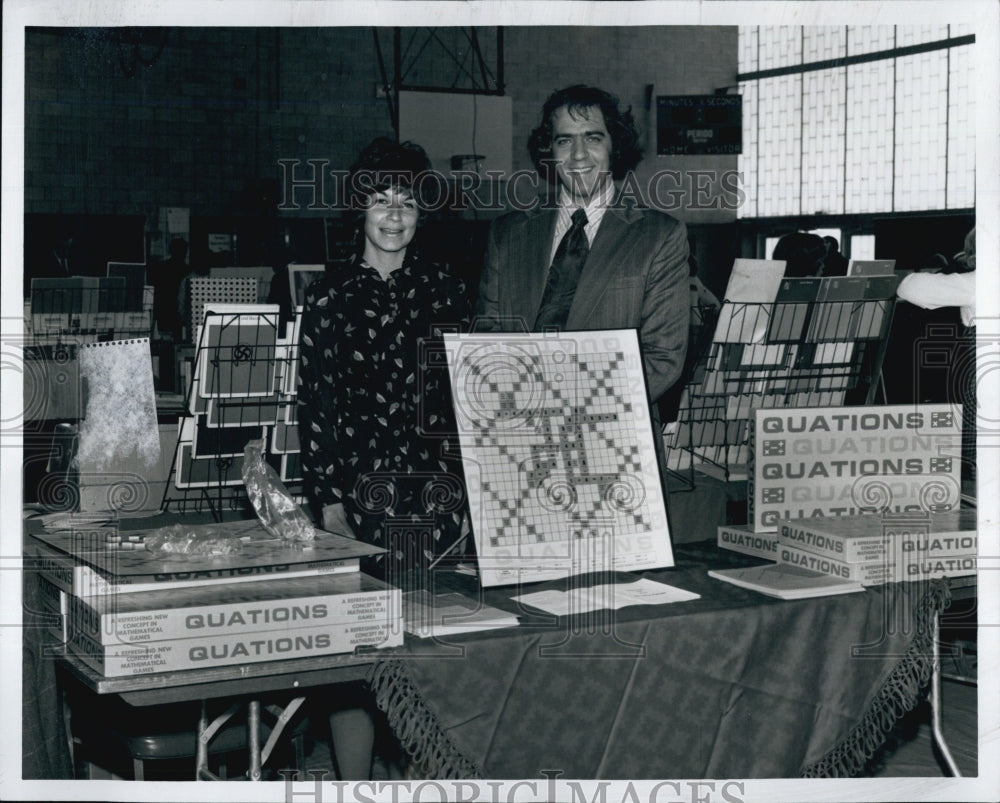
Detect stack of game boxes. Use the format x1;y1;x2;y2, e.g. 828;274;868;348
715;523;778;561
774;509;977;586
28;517;403;677
717;403;965;563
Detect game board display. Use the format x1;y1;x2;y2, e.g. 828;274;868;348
444;330;673;586
30;519;382;584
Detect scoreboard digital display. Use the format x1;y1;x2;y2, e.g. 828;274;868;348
656;95;742;155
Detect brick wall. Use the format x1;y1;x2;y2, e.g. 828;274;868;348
25;28;394;219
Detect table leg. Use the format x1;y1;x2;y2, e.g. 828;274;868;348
930;614;962;776
248;699;262;781
196;701;209;780
60;688;77;776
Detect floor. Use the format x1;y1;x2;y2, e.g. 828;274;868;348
868;677;978;777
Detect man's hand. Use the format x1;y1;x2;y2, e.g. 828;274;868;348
322;503;356;539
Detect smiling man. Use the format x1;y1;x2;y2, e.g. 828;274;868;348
475;84;690;405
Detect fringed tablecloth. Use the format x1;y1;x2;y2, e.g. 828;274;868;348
369;559;950;780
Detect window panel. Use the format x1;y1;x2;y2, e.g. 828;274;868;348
739;26;758;73
947;44;975;208
801;68;845;215
894;51;948;211
845;61;894;213
847;26;895;55
803;27;846;62
896;26;950;47
758;27;802;70
737;81;759;219
755;74;801;217
850;234;875;261
739;26;972;220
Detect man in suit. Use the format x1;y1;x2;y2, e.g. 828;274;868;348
475;84;690;404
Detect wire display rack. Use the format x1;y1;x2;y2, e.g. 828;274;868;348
665;274;899;482
161;308;304;518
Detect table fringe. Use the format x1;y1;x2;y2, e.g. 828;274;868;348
370;582;951;780
368;659;483;779
801;580;952;778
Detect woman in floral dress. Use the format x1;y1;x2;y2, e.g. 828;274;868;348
297;137;470;779
298;137;471;582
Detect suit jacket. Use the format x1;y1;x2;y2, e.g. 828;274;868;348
475;201;690;402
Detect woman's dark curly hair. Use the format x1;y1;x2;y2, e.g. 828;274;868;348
346;137;435;216
527;85;642;184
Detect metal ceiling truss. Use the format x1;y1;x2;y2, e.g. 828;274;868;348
373;27;504;135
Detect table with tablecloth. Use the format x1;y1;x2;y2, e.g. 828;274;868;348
20;474;731;780
368;544;950;779
22;528;949;781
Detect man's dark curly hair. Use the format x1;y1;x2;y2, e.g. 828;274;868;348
346;137;434;214
527;85;642;183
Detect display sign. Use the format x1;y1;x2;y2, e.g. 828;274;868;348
445;330;673;587
748;404;963;532
656;95;742;155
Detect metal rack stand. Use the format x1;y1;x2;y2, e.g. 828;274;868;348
665;276;899;482
161;309;302;519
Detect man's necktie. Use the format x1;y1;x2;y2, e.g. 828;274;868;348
533;207;589;331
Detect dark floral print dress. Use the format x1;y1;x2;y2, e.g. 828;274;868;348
297;245;471;581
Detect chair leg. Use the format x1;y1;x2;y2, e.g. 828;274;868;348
82;759;115;779
294;733;306;780
132;758;145;782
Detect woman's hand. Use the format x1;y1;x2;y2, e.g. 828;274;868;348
322;503;356;539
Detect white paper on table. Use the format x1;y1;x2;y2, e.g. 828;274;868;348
511;589;573;616
612;577;701;606
514;578;700;616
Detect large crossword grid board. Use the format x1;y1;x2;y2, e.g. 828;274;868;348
445;330;673;586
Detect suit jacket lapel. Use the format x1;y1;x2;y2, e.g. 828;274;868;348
514;208;557;329
568;206;633;325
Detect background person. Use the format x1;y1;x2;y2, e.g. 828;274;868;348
772;231;827;278
896;226;976;327
820;235;849;277
896;227;977;484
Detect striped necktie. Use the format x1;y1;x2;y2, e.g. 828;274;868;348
534;208;589;331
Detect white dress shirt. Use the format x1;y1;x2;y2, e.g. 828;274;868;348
896;270;976;327
548;178;616;267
